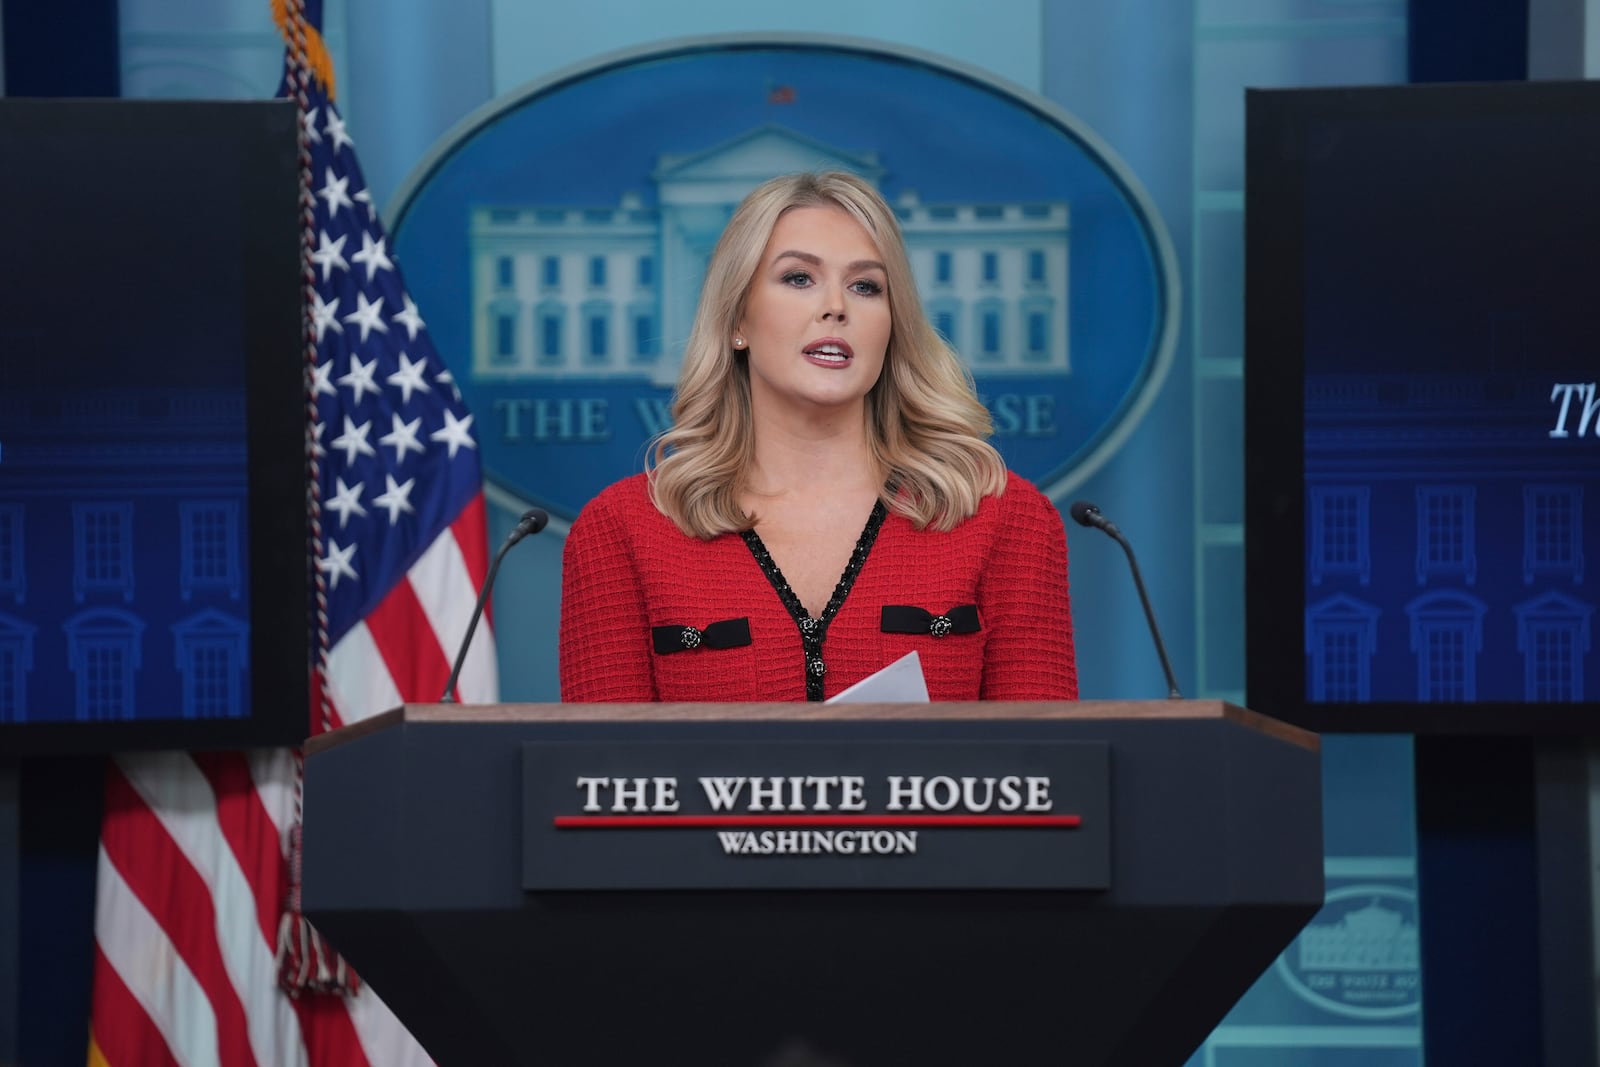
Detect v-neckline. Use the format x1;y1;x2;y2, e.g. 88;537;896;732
741;500;889;701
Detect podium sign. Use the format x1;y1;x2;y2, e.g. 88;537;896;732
304;701;1321;1067
523;739;1111;890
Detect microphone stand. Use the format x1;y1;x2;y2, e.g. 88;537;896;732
1070;502;1183;699
439;507;549;703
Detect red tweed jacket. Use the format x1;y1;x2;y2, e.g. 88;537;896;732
558;471;1077;703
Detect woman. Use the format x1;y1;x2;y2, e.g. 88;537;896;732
559;171;1077;702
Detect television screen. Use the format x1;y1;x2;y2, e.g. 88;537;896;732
1246;81;1600;733
0;99;308;752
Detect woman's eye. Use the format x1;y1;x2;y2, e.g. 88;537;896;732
851;279;884;296
782;270;813;287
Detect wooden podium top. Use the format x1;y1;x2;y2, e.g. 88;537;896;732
306;698;1317;755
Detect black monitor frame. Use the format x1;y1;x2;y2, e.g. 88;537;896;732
1;99;309;753
1246;80;1600;735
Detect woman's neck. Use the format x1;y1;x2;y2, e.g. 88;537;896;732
745;407;880;498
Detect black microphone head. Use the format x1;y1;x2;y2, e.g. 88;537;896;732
1069;500;1101;528
503;507;550;548
518;507;550;536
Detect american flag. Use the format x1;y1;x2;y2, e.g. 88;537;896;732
86;2;493;1064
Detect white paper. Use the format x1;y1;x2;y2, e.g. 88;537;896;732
824;651;931;704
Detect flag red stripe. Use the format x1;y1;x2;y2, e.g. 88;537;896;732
313;662;351;737
101;764;263;1067
323;619;401;727
453;494;490;609
365;571;453;703
317;664;352;735
193;751;378;1067
322;687;351;733
192;752;287;946
90;942;185;1067
292;986;376;1067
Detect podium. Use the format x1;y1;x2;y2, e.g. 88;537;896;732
303;701;1322;1066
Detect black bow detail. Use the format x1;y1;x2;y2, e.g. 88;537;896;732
652;617;753;654
880;604;981;638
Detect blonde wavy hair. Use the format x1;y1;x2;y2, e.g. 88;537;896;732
649;171;1007;538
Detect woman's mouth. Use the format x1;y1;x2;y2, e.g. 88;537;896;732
804;339;854;366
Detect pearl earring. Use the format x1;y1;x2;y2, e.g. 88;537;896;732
733;336;745;348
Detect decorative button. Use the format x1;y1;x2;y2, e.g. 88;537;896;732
799;616;820;638
881;604;981;638
653;618;751;655
807;657;827;677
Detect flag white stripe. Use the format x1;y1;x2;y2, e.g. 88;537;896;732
95;844;217;1067
246;747;299;847
408;528;498;703
119;753;311;1067
326;620;405;724
344;982;437;1067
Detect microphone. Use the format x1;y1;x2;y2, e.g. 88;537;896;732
1069;501;1182;699
438;507;549;703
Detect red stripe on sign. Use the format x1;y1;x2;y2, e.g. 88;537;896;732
554;814;1081;828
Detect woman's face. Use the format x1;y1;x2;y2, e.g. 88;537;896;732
736;204;892;423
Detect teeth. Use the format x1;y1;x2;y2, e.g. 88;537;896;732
808;344;849;358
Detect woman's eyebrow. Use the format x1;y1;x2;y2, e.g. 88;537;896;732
770;249;886;272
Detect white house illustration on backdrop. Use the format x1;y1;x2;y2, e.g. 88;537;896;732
468;125;1072;387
